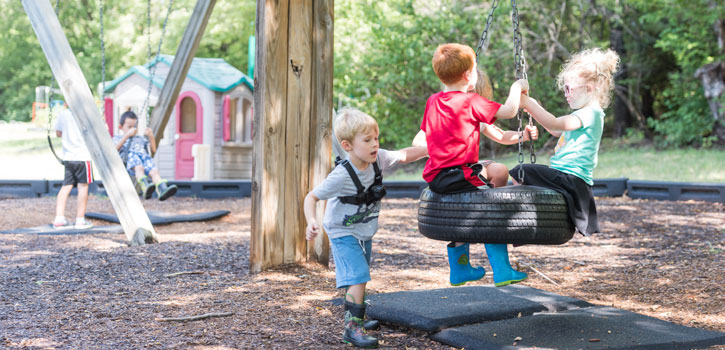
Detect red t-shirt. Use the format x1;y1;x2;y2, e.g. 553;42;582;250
421;91;502;183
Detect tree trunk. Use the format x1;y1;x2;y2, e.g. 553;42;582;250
609;25;633;137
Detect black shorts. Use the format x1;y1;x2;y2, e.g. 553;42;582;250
427;163;491;194
63;161;94;187
510;164;599;236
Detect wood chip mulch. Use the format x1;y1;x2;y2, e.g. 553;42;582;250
0;195;723;349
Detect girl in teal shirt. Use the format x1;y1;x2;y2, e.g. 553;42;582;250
513;48;620;236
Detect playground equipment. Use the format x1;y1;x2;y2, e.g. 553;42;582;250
417;0;576;245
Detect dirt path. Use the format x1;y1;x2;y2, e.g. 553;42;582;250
1;195;723;349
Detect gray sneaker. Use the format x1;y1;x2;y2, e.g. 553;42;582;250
74;218;93;230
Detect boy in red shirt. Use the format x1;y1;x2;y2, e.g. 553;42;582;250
417;43;530;287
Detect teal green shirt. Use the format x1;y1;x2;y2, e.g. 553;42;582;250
549;106;604;185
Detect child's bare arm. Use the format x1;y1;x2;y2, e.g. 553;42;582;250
483;124;538;145
522;96;582;132
412;130;427;147
397;146;428;164
494;79;529;120
304;192;321;240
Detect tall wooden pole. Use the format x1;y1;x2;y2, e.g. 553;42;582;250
251;0;333;273
149;0;217;155
23;0;156;245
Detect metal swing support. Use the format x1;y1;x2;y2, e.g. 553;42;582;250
475;0;537;184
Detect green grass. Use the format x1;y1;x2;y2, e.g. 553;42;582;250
0;135;61;154
386;145;725;183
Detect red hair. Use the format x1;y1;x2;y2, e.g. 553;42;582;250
432;44;476;85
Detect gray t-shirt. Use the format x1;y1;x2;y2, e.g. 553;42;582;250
313;149;404;241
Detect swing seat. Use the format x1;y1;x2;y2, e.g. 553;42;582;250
417;186;575;245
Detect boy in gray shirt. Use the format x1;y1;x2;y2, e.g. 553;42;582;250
304;108;427;348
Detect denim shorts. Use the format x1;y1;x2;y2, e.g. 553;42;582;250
329;235;373;289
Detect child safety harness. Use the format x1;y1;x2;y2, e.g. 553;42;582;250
336;157;387;206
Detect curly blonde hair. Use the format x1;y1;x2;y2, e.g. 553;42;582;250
557;48;620;107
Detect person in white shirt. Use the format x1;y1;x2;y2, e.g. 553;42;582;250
52;108;94;230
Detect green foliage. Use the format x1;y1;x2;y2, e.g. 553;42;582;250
0;0;255;123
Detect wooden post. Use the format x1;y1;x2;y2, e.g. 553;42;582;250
23;0;156;245
251;0;289;273
149;0;217;154
251;0;333;273
307;0;333;265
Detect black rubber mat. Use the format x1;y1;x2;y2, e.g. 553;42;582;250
431;306;725;350
333;285;592;332
0;224;123;235
84;210;230;225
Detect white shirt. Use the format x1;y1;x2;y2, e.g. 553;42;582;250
53;109;91;161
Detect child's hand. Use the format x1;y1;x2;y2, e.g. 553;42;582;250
127;127;138;137
525;124;539;141
306;221;319;240
513;79;529;94
144;127;153;137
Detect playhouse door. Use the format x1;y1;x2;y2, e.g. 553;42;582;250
175;92;203;180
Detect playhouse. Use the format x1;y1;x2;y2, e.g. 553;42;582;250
103;54;254;180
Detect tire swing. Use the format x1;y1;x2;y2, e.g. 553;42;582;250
417;0;575;246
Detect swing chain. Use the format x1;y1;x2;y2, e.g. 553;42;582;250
99;0;106;117
141;0;174;127
511;0;536;184
45;0;64;166
475;0;500;61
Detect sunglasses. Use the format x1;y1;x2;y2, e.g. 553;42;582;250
564;84;586;96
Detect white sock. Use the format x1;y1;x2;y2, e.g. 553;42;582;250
55;216;65;222
76;217;85;222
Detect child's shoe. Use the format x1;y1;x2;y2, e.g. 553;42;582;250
52;216;69;229
137;176;156;199
447;243;486;286
74;218;93;230
342;300;379;348
485;243;528;287
156;180;178;201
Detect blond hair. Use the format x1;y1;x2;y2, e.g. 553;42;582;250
473;69;494;100
557;48;620;107
334;107;379;144
432;43;476;85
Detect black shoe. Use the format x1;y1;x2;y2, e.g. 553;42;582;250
342;300;379;348
156;181;178;201
137;176;156;199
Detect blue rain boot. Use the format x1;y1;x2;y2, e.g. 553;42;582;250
447;243;486;286
485;243;528;287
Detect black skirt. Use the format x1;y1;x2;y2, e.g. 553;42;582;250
510;164;600;236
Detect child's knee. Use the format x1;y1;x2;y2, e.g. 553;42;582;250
486;163;509;187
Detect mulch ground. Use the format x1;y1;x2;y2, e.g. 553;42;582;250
1;195;723;349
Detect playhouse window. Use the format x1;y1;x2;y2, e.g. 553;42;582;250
226;96;253;144
180;97;197;133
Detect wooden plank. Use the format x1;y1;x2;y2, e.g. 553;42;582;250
250;0;290;273
23;0;156;245
284;0;313;264
149;0;217;155
307;0;334;265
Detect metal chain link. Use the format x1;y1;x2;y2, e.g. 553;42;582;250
511;0;536;185
141;0;174;127
99;0;106;117
475;0;500;61
44;0;66;166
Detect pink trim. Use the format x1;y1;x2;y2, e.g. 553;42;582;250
104;98;114;136
222;95;231;141
175;91;203;134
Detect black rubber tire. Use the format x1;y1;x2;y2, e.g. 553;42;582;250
418;185;575;245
